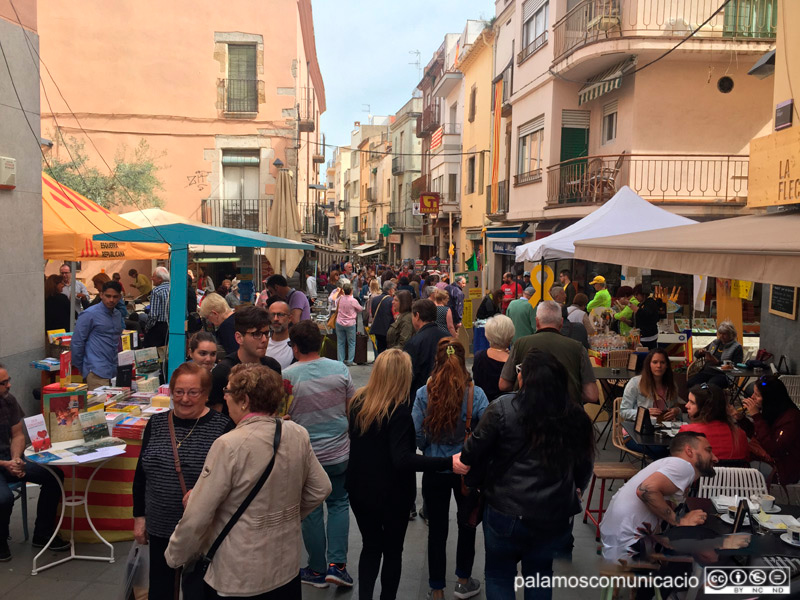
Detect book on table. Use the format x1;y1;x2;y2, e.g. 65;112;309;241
23;414;51;452
78;411;108;442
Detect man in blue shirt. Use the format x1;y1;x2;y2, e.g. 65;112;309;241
71;281;123;390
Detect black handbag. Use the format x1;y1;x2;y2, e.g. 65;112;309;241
181;419;283;598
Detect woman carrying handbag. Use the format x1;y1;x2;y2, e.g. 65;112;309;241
165;363;331;599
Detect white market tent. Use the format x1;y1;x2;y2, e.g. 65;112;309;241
515;186;697;262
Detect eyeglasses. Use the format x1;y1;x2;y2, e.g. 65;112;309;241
0;378;10;386
515;364;522;374
700;383;710;390
222;387;239;395
173;389;202;399
287;341;295;347
245;330;269;339
269;312;289;319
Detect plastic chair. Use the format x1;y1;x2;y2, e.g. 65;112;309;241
779;375;800;409
7;482;29;541
697;466;768;499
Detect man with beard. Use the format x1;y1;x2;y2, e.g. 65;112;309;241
266;301;294;369
600;431;717;562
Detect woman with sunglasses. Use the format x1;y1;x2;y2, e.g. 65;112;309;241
741;377;800;484
680;383;748;461
412;338;488;600
132;362;233;600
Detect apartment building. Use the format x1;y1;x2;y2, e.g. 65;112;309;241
486;0;775;278
457;26;496;272
38;0;325;264
389;96;424;263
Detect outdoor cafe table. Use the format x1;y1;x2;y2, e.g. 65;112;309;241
681;497;800;597
623;420;672;467
709;366;762;400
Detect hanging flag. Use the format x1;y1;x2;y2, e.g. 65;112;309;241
693;275;708;312
465;252;478;271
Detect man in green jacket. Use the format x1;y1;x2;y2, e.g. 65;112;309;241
587;275;611;310
506;287;537;341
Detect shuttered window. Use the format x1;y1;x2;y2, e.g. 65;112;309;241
562;109;591;129
226;45;258;113
519;114;545;138
602;100;618;145
517;115;545;182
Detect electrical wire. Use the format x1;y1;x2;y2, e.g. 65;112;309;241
547;0;734;86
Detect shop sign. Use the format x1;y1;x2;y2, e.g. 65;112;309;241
388;234;401;244
749;126;800;207
419;193;440;214
492;241;518;255
414;259;425;273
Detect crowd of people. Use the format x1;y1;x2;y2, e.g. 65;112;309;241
3;261;798;599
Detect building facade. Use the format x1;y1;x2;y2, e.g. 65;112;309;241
483;0;776;282
0;1;45;411
38;0;325;271
389;96;423;263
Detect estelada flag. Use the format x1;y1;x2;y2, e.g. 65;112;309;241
42;173;169;261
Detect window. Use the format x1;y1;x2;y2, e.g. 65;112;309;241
516;115;544;185
468;86;477;123
520;0;549;62
226;45;258;112
466;156;476;194
602;100;618;145
478;152;485;193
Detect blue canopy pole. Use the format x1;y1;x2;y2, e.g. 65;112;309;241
167;247;188;382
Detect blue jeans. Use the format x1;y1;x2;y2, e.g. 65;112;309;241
483;504;572;600
0;459;64;540
302;461;350;572
336;323;356;363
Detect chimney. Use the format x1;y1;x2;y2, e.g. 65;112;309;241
354;121;361;127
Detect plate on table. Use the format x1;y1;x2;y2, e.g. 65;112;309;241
712;496;759;513
762;505;782;514
780;533;800;547
721;514;750;526
755;513;800;531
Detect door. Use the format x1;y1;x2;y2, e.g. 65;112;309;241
560;111;590;204
223;165;260;230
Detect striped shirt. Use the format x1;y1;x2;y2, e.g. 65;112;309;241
149;282;170;324
132;410;233;538
284;358;355;466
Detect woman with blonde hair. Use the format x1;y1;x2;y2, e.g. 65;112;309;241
347;349;467;600
413;339;488;600
472;315;514;402
430;288;457;337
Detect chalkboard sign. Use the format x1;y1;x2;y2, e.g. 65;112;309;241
769;285;797;320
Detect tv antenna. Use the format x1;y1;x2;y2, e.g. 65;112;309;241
409;50;421;80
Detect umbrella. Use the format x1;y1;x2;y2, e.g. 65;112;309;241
265;169;304;276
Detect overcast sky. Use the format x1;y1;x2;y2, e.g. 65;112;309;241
314;0;495;151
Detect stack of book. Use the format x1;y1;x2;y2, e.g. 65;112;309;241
30;357;61;372
112;416;149;440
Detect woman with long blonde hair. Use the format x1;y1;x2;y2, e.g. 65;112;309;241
412;339;488;600
346;349;467;600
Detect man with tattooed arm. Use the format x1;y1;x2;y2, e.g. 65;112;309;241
600;431;717;562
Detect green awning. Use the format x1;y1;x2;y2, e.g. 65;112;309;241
578;57;636;106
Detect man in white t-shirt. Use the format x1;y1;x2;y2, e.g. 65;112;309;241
265;301;294;369
601;431;717;562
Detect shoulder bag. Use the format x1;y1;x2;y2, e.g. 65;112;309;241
458;384;485;528
178;418;283;599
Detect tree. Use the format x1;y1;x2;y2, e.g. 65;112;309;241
43;133;166;209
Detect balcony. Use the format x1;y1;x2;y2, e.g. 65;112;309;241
518;31;548;65
387;209;422;231
416;98;442;138
392;156;405;175
201;198;267;232
222;79;259;113
298;87;316;132
365;187;376;203
514;168;543;187
546;153;749;206
439;192;461;214
431;123;462;155
486;181;509;217
554;0;777;63
344;170;350;184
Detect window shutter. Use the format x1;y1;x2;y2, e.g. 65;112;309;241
523;0;547;22
603;100;619;117
519;114;545;137
561;109;591;129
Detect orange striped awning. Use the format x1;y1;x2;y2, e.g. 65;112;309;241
42;173;169;261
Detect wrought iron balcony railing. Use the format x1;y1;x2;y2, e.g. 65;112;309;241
201;198;267;232
223;79;258;113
